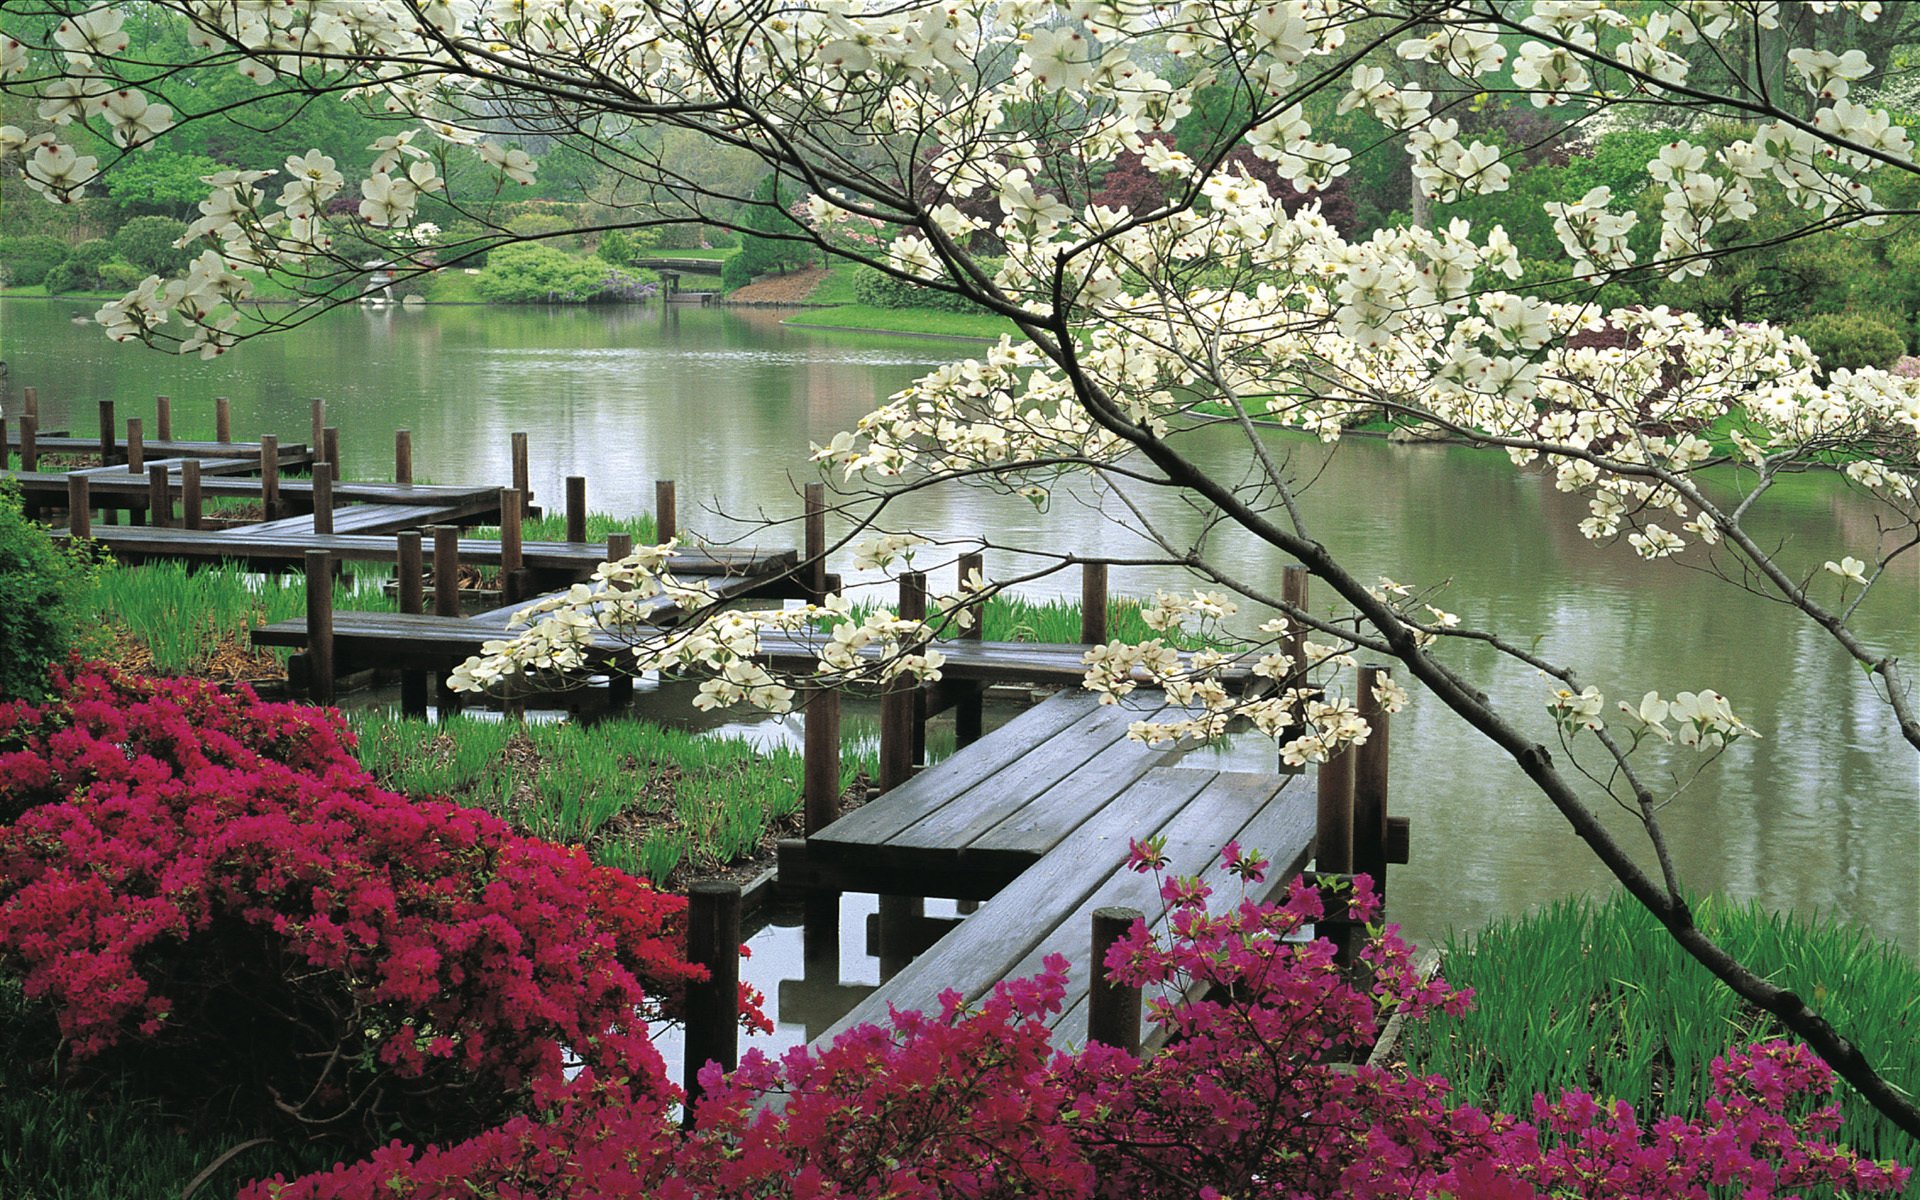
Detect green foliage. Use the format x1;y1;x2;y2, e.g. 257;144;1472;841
110;215;192;275
733;172;817;284
596;228;637;265
467;509;659;545
1792;311;1907;374
0;234;69;286
720;252;752;290
851;265;986;313
83;561;395;675
43;237;115;293
1402;892;1920;1172
99;151;230;218
348;712;877;882
0;484;93;701
93;260;146;291
505;212;582;245
474;243;646;303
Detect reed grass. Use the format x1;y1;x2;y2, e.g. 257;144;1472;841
348;712;877;886
465;509;659;545
82;560;396;674
1403;892;1920;1179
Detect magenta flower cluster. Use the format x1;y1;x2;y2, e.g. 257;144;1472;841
0;664;752;1138
245;849;1909;1198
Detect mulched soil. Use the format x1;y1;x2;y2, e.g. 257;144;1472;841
723;267;829;306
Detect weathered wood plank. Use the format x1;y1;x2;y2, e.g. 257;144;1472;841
886;699;1168;852
808;691;1099;851
815;768;1218;1046
230;503;469;537
1043;771;1316;1047
0;436;311;466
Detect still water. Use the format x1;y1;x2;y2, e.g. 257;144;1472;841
3;299;1914;975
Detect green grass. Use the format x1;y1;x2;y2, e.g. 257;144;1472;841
803;262;861;306
1403;892;1920;1179
784;303;1018;341
465;509;659;546
82;560;396;675
349;712;877;885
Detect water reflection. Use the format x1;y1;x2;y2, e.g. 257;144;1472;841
4;298;1913;956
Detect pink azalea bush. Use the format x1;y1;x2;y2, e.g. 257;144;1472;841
0;664;759;1144
244;841;1909;1199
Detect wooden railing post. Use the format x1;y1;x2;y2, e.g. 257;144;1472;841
804;687;842;835
260;434;281;519
683;881;741;1124
432;525;461;617
323;425;340;472
309;396;325;461
98;399;115;465
1316;740;1357;967
499;488;523;603
511;432;530;512
67;474;90;539
147;463;171;528
22;387;37;422
1081;560;1109;645
20;414;37;472
215;396;232;443
956;551;985;746
432;525;462;720
394;429;413;485
655;479;677;542
306;549;335;704
181;459;202;530
397;531;428;719
1354;664;1392;904
1088;906;1144;1054
311;461;334;535
565;475;587;543
155;395;172;441
898;571;929;768
803;482;827;602
604;531;635;708
126;417;144;474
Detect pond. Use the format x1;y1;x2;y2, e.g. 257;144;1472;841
3;297;1915;969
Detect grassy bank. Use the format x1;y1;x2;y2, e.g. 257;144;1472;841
466;508;660;546
783;303;1016;340
1403;892;1920;1177
349;710;878;886
81;560;396;679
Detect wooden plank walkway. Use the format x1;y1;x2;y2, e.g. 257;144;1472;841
817;764;1315;1050
57;530;789;578
2;435;311;466
229;503;473;537
11;472;507;510
773;690;1318;1052
251;610;1240;699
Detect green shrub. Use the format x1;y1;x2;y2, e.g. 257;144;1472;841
110;215;191;275
0;483;94;700
504;212;581;246
474;242;647;303
45;238;116;293
720;253;752;290
1792;311;1906;374
0;234;70;286
851;264;987;313
94;260;147;291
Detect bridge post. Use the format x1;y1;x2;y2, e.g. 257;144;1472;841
1316;741;1357;968
511;432;530;513
306;549;335;704
1354;664;1392;907
396;531;428;718
214;396;231;444
394;429;413;485
603;531;634;708
565;475;587;543
803;483;828;602
154;394;172;441
655;479;677;543
684;881;741;1126
260;435;281;519
311;461;334;535
181;460;202;530
1081;561;1108;645
1088;906;1144;1054
147;463;171;529
956;552;985;746
432;525;462;720
498;488;523;603
66;474;90;539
